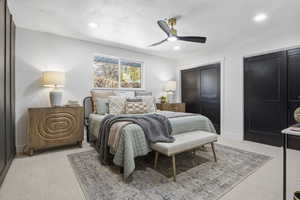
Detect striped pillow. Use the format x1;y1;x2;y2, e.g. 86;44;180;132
125;102;148;114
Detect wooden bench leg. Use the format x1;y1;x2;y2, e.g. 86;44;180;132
211;142;217;162
154;152;159;169
172;155;176;181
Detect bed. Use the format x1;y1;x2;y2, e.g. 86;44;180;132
83;96;216;178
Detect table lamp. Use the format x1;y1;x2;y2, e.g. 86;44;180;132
165;81;176;103
41;71;65;107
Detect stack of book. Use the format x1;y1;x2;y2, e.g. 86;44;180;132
291;123;300;132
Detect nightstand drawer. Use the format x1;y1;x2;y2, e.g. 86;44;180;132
156;103;186;112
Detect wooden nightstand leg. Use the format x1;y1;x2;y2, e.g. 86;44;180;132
28;148;34;156
77;141;83;147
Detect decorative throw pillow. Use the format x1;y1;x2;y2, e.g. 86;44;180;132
125;102;148;114
95;98;109;115
108;96;126;114
137;96;156;113
91;90;116;112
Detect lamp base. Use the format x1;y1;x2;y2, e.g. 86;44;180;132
167;92;175;103
49;89;63;107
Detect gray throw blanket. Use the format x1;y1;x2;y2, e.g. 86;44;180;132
96;113;174;165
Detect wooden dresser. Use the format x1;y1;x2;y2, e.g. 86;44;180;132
156;103;186;112
25;106;84;155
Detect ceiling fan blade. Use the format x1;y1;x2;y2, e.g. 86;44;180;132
177;36;207;43
149;39;167;47
157;20;171;36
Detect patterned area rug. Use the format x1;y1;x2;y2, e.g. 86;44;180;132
68;144;271;200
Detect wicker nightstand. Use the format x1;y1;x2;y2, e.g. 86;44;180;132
156;103;186;112
24;106;84;155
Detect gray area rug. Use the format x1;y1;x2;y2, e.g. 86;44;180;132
68;144;271;200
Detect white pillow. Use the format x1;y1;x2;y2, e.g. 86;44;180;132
95;98;109;115
137;96;156;113
108;96;126;114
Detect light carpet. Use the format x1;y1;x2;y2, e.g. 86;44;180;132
68;144;271;200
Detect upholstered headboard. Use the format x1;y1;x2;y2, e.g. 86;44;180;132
83;96;93;142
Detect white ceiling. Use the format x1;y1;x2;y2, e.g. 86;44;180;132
8;0;300;60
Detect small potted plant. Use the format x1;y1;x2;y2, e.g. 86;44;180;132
160;96;167;104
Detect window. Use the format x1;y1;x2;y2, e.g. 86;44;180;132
93;55;144;89
120;60;142;88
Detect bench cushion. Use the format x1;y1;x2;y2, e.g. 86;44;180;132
151;131;218;156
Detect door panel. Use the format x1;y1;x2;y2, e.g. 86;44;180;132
199;101;220;132
5;4;11;161
287;48;300;150
181;64;221;133
10;19;15;155
0;0;6;175
244;52;287;146
199;64;220;133
181;68;200;113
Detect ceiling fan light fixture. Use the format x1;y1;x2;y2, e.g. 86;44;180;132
167;36;177;42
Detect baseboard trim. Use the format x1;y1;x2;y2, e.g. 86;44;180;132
221;132;243;141
16;144;25;154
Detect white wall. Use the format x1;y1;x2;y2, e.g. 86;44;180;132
16;28;176;152
177;34;300;140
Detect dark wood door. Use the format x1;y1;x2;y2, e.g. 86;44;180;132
244;52;287;146
0;0;15;185
10;19;15;156
198;64;221;133
181;68;200;113
287;48;300;149
181;63;221;133
5;3;11;162
0;0;6;176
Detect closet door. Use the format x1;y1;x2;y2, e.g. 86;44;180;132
181;63;221;133
287;48;300;149
0;0;6;176
244;52;287;146
5;1;12;162
181;68;200;113
198;64;221;133
10;19;15;155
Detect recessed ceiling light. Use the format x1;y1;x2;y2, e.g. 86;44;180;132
88;22;98;28
167;36;177;42
253;13;267;22
173;46;181;51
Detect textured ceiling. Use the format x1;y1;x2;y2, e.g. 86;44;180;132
8;0;300;60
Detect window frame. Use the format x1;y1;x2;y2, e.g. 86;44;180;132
92;54;145;90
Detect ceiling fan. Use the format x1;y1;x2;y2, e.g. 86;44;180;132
149;17;207;47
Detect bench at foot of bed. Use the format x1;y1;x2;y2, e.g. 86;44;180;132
151;130;218;181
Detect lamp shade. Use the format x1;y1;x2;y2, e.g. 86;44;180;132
41;71;65;87
165;81;176;91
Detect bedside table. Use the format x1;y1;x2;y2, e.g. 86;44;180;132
25;106;84;155
156;103;186;112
